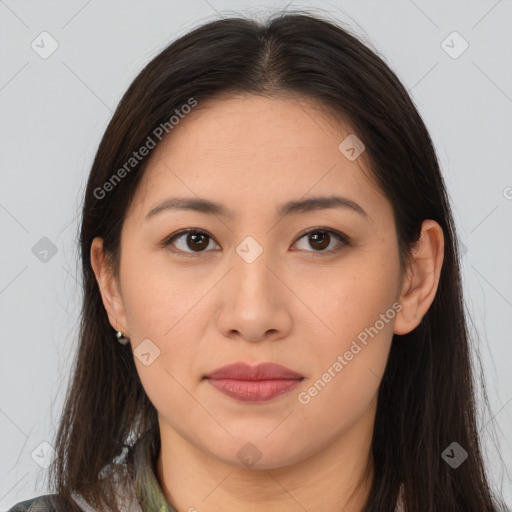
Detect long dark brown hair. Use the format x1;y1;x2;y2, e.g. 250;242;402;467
48;9;508;512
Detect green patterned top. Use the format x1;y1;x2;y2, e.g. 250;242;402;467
7;432;177;512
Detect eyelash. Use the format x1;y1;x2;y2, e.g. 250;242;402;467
160;227;351;258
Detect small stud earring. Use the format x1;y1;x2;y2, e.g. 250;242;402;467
116;331;129;345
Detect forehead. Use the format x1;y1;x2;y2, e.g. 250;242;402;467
157;94;355;155
128;94;387;221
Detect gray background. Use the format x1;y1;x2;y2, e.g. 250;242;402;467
1;0;511;509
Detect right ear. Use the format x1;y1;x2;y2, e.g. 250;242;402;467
90;237;129;336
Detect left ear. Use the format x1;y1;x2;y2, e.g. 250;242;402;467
394;219;445;335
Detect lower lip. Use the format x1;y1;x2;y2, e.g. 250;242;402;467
206;378;302;402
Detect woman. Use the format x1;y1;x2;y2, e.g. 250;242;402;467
8;10;508;512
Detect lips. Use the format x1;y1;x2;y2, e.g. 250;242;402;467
204;362;304;402
205;362;303;380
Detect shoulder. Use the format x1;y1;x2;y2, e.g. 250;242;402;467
6;494;67;512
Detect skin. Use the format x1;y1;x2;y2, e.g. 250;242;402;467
91;95;444;512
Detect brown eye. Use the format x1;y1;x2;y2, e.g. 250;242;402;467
308;231;330;250
185;232;209;251
165;229;219;255
293;228;349;255
164;227;349;258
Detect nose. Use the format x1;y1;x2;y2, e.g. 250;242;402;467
215;249;292;343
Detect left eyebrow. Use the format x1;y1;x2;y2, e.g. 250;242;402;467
277;195;367;217
145;195;368;221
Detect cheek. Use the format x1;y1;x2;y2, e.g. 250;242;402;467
118;255;211;416
120;245;209;340
293;250;399;422
295;318;394;443
303;252;400;350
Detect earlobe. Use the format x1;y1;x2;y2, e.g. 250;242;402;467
90;237;129;336
393;220;444;335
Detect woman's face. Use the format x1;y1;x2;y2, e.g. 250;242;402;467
96;95;406;469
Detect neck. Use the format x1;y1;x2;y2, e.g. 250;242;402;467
156;398;376;512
